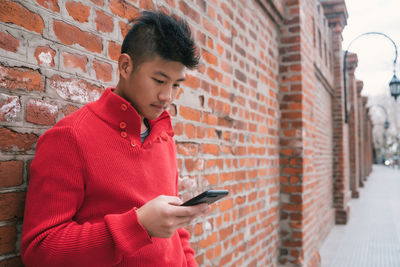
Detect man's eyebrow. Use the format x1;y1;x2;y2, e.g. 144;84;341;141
154;71;186;82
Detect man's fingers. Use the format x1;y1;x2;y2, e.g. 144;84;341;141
173;203;209;217
163;196;183;206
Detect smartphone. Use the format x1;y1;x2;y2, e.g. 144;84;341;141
181;190;229;206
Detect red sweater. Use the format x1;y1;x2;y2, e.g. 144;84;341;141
21;88;197;267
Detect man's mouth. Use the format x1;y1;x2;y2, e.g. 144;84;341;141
151;104;167;111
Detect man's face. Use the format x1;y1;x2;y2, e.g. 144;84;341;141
117;55;186;120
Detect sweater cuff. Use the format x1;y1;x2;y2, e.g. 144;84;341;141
105;207;152;257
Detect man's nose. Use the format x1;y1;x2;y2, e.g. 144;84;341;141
158;85;173;102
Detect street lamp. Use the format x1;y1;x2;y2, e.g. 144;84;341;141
343;32;399;123
389;74;400;100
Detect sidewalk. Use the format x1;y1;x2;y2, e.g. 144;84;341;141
320;165;400;267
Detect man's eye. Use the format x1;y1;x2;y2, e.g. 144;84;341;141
153;78;164;84
173;84;180;88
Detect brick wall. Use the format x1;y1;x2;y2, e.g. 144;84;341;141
0;0;371;266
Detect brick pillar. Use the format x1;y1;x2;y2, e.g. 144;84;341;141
356;81;366;186
363;97;374;177
346;53;360;198
321;0;350;224
278;0;305;263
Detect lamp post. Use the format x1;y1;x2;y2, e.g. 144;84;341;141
343;32;399;123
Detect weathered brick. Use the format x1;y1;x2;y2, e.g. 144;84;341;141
179;1;200;24
0;192;26;220
0;30;19;52
93;59;113;82
49;75;103;104
0;128;38;152
36;0;60;12
0;1;44;34
62;104;80;117
0;93;21;122
0;256;24;267
95;10;114;33
34;46;56;67
139;0;154;10
62;52;87;72
0;161;23;188
0;65;44;92
0;225;17;254
26;99;58;126
179;106;201;122
66;1;90;23
109;0;139;19
53;20;103;53
108;41;121;61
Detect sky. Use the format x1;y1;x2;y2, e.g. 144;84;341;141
342;0;400;97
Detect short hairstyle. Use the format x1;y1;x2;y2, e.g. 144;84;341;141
121;11;200;70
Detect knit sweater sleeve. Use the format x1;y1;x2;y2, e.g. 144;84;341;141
21;126;152;267
178;228;198;267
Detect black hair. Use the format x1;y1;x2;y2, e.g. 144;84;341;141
121;11;200;70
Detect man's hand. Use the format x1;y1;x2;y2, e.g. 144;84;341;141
136;195;209;238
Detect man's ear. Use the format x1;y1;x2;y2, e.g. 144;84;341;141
118;53;133;80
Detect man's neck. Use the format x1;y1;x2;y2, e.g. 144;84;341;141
140;117;148;134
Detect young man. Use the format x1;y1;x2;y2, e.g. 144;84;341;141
21;11;208;267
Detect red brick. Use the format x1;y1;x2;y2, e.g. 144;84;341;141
201;143;219;156
199;232;218;248
26;99;58;126
49;75;103;104
53;20;103;53
203;174;219;186
0;30;19;52
0;192;26;220
62;52;87;72
183;74;200;90
206;67;223;82
95;10;114;33
0;93;21;122
0;161;23;187
91;0;104;5
179;1;200;24
179;106;201;122
109;0;139;20
176;142;199;156
202;18;218;37
34;46;56;67
108;41;121;61
37;0;60;12
93;59;113;82
183;123;195;138
119;21;129;38
0;1;45;34
202;49;218;66
0;128;37;152
66;1;90;23
0;225;17;254
218;197;233;212
62;104;80;117
0;65;44;92
194;222;203;236
139;0;154;10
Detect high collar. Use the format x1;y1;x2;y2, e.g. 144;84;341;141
88;88;174;147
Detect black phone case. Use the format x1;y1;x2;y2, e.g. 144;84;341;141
181;190;229;206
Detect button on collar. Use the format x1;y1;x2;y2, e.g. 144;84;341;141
130;139;137;147
120;131;127;138
121;104;128;111
120;122;127;129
